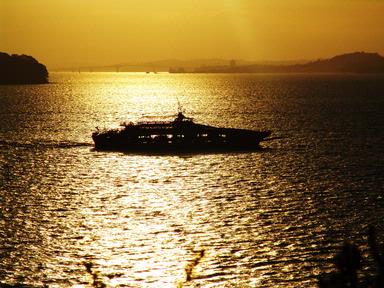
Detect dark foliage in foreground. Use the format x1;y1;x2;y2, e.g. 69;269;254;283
84;262;107;288
1;228;383;287
0;52;48;84
318;226;384;288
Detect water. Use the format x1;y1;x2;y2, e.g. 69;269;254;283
1;72;384;287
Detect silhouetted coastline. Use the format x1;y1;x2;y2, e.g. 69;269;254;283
0;52;48;84
171;52;384;74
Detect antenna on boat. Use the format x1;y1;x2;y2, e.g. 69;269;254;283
175;96;193;122
176;97;185;114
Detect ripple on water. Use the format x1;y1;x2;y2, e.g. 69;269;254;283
1;73;384;287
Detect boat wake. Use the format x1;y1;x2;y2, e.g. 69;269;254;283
0;140;93;150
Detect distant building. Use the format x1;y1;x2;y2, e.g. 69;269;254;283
169;67;185;73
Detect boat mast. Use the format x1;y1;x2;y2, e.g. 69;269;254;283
177;96;184;114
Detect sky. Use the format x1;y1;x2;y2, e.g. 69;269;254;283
1;0;384;69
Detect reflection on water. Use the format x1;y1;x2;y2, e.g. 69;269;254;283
1;73;384;287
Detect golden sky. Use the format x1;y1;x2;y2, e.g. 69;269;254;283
1;0;384;68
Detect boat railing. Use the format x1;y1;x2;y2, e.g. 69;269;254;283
120;121;135;127
137;120;174;126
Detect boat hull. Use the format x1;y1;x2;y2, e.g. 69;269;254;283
92;131;272;153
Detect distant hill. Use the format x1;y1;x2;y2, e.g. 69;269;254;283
192;52;384;74
0;52;48;84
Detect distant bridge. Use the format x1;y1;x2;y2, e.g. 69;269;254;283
55;63;170;72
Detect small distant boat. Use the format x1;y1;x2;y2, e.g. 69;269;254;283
92;111;272;152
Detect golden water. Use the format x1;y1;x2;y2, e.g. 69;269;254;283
1;73;384;287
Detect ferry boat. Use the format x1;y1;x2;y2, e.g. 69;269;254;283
92;112;272;152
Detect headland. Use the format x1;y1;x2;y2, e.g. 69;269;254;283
0;52;48;84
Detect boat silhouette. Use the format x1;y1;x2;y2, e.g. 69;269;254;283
92;111;272;152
